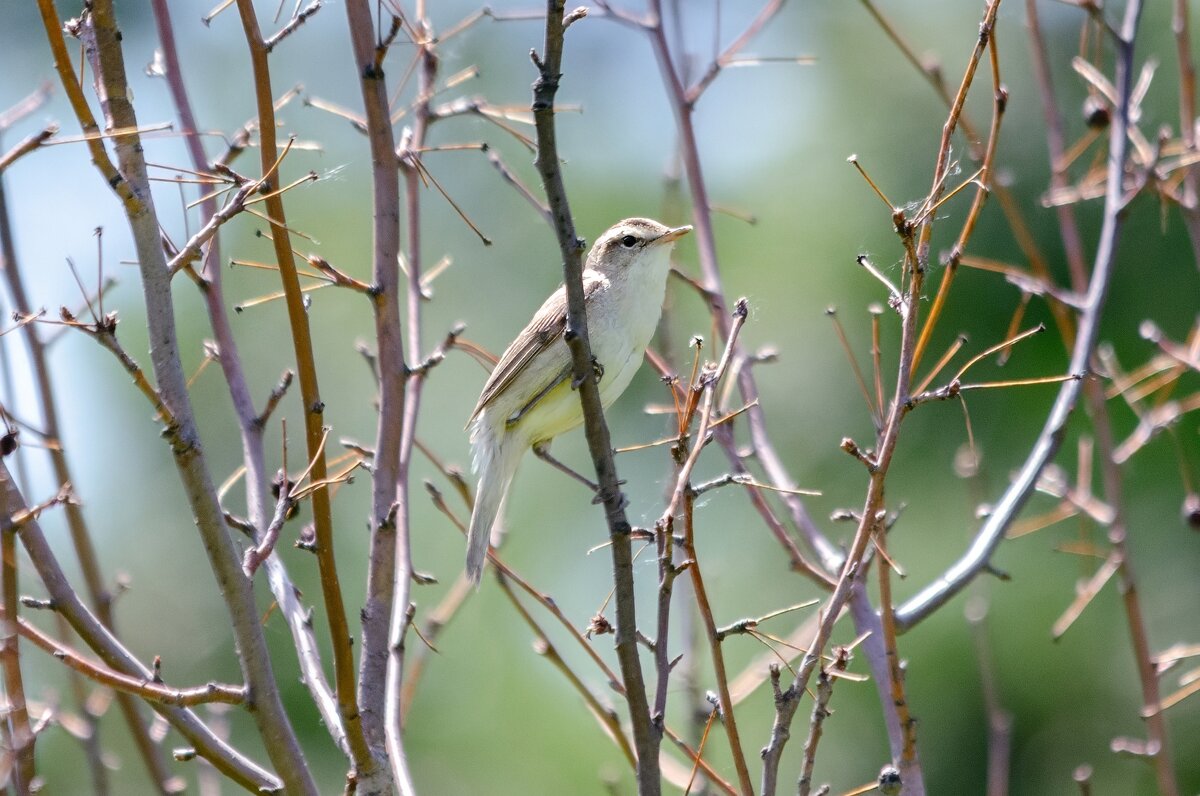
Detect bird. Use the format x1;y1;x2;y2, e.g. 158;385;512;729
464;218;691;583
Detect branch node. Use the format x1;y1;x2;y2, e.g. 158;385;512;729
840;437;877;472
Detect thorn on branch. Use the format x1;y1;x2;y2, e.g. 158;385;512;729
256;370;295;429
411;570;438;586
982;562;1011;581
307;255;372;294
411;323;466;376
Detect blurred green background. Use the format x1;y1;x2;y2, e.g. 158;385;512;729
1;0;1198;793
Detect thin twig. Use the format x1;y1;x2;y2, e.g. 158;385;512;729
797;647;850;796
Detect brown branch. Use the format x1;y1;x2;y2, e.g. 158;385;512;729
232;0;370;785
759;663;801;795
657;299;754;794
796;647;850;796
12;611;246;706
1086;393;1179;792
1014;0;1091;329
912;29;1008;372
530;2;661;792
1;475;36;789
681;496;752;795
875;516;916;768
775;6;1005;793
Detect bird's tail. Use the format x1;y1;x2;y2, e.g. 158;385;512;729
466;417;525;584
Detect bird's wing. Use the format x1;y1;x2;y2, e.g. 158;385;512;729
468;273;607;424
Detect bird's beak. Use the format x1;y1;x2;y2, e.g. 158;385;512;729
655;225;692;244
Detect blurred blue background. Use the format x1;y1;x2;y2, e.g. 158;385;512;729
1;0;1198;793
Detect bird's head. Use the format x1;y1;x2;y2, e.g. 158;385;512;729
586;217;692;276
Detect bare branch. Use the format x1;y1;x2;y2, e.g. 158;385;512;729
530;2;660;791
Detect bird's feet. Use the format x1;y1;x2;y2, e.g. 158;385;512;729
571;356;605;389
590;485;629;508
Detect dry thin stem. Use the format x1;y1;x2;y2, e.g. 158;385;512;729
11;610;245;706
0;124;58;173
797;648;850;796
426;482;730;790
662;306;754;795
912;32;1007;372
495;573;638;771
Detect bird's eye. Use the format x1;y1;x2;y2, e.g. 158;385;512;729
620;235;638;248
